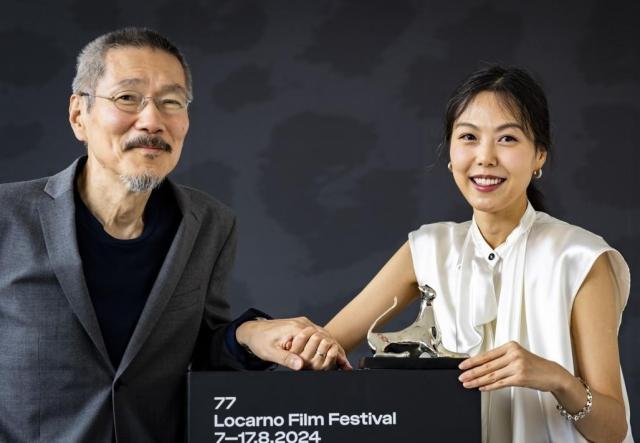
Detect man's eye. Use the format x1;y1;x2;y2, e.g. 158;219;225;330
115;94;140;103
160;98;184;109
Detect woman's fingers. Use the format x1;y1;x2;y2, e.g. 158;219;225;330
477;374;523;392
462;364;514;389
299;333;326;362
459;352;511;383
319;344;340;370
288;326;320;355
310;337;333;367
280;335;293;350
459;342;526;390
459;341;516;370
459;341;557;391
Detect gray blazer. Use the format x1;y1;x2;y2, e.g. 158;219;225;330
0;158;241;442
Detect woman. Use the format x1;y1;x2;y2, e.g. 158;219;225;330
293;66;632;442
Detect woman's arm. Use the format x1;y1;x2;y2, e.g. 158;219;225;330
324;241;419;353
561;253;627;441
458;253;628;442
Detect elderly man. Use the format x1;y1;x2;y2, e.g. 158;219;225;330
0;28;348;442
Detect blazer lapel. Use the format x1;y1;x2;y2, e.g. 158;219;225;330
116;183;202;377
37;158;113;371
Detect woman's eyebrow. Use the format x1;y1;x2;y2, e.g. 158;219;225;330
495;123;524;132
453;122;524;131
453;122;478;130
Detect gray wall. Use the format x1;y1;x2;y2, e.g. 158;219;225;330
2;0;638;432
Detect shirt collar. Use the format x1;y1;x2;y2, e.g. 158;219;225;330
467;201;537;263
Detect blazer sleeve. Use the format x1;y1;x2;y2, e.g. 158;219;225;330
191;215;241;370
190;214;273;370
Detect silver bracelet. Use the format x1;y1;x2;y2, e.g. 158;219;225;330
556;377;593;422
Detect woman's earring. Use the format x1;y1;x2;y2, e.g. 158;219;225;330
447;161;452;172
533;169;543;179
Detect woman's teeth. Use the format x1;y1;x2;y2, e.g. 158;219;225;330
472;177;505;186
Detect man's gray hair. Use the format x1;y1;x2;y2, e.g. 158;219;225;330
72;27;193;108
119;173;164;193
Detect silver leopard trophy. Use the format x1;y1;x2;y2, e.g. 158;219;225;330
367;284;468;358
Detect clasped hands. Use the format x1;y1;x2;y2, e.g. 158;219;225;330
236;317;352;371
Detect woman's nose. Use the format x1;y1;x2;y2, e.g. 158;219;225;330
476;140;498;167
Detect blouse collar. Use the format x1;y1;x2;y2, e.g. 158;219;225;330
464;201;537;265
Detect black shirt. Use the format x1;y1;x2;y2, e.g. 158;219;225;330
74;180;182;367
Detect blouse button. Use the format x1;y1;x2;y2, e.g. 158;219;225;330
488;253;495;261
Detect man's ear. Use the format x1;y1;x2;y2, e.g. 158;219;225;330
69;94;87;142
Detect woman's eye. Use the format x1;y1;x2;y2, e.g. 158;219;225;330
499;135;518;143
459;133;476;141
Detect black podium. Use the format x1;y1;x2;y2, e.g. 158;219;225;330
188;364;480;443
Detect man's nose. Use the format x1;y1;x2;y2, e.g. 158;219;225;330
134;99;165;134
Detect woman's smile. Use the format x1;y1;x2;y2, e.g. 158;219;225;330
470;174;507;192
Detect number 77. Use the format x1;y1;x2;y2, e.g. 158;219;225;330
213;396;237;410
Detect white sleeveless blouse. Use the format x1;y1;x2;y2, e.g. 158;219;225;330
408;203;632;443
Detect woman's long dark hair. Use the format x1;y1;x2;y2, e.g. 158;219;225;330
441;65;552;212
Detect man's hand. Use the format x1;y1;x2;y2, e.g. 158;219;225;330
236;317;352;371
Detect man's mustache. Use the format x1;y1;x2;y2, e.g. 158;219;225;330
124;135;172;153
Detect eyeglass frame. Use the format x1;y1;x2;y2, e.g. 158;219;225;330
78;91;191;114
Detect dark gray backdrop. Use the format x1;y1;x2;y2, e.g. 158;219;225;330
1;0;638;433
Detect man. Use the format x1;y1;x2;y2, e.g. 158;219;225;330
0;28;348;442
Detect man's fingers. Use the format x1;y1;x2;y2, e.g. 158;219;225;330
271;348;304;371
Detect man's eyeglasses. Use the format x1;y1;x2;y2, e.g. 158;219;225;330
79;91;190;114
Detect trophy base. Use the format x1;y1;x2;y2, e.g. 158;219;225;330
359;356;465;370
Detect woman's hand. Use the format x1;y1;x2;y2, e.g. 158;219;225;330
458;340;571;392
